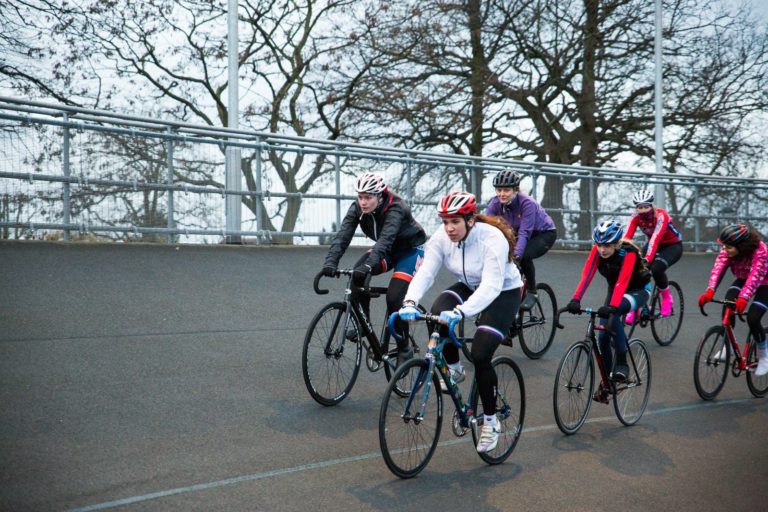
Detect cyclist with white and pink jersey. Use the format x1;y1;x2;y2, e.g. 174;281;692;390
698;223;768;376
624;189;683;324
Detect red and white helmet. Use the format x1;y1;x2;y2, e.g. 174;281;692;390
355;173;387;195
437;191;477;218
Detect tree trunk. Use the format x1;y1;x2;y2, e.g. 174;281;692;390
467;0;486;202
577;0;600;242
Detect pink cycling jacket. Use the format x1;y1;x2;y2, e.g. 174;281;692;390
707;241;768;300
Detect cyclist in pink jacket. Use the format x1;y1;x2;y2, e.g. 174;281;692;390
624;189;683;324
698;224;768;376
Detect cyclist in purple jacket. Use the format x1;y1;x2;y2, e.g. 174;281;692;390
485;170;557;311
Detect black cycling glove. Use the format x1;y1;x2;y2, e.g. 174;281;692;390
597;305;618;319
352;264;371;286
566;299;581;314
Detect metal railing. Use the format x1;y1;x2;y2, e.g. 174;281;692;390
1;96;766;250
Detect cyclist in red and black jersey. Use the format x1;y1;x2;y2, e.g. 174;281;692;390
624;189;683;323
566;220;652;381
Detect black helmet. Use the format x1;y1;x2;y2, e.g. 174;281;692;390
493;169;521;188
718;223;750;246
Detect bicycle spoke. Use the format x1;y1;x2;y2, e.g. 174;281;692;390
518;283;557;359
693;326;729;401
302;303;362;406
614;339;651;426
379;360;442;478
553;342;593;435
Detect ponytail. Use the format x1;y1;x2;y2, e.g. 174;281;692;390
735;227;763;261
475;214;517;262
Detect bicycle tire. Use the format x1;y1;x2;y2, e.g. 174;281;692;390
613;338;651;426
379;358;443;479
518;283;557;359
693;325;729;401
302;302;362;406
746;337;768;398
470;355;525;464
553;341;594;435
650;280;684;346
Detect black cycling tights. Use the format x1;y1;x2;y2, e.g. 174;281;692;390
724;280;768;343
350;253;412;352
518;229;556;291
646;242;682;290
430;283;520;415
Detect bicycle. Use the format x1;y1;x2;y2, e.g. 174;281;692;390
624;280;684;346
503;281;559;359
301;269;426;406
693;299;768;400
378;311;525;479
553;307;652;435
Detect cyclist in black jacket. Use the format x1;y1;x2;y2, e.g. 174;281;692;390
321;173;427;365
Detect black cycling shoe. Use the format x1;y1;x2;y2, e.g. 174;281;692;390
611;363;629;382
396;348;414;367
519;291;538;311
345;327;359;343
501;326;516;347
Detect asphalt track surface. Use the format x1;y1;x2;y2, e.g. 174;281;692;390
1;241;766;512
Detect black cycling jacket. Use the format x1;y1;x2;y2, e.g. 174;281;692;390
324;191;427;270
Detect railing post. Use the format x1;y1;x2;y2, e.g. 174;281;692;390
335;150;341;231
166;127;175;243
531;170;538;200
588;170;596;229
225;143;242;243
744;185;750;221
472;165;481;198
62;113;71;241
255;137;263;244
406;160;413;204
693;184;700;252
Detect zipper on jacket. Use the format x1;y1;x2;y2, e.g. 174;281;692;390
460;241;472;290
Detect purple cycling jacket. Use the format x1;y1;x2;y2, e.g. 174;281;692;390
485;193;556;258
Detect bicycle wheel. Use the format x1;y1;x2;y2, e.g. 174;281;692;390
746;338;768;398
379;359;443;479
613;338;651;426
518;283;557;359
302;302;362;406
693;325;729;400
650;280;684;346
553;341;594;435
470;355;525;464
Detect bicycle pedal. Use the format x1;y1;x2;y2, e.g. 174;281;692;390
451;410;469;437
365;352;383;372
501;336;514;347
592;386;610;404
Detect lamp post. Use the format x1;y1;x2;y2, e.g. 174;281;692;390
225;0;242;243
654;0;666;208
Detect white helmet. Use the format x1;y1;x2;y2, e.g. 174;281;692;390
355;173;387;195
632;189;654;206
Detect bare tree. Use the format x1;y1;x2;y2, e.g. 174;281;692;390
1;0;363;243
345;0;768;236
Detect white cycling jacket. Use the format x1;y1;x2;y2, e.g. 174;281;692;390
404;222;523;317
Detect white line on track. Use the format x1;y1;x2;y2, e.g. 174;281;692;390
69;397;756;512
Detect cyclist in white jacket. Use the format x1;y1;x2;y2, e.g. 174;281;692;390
399;191;523;453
